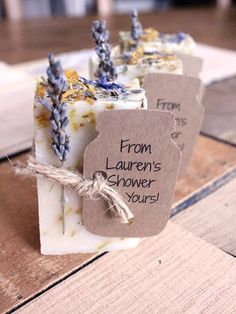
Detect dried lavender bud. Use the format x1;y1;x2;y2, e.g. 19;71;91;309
131;9;143;46
92;20;117;82
41;54;70;162
47;54;67;95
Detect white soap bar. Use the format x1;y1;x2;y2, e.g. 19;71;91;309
90;48;183;84
34;71;147;255
115;51;183;84
119;29;196;55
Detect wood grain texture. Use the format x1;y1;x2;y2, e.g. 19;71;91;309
174;135;236;201
172;165;236;217
1;136;236;313
0;79;34;159
0;155;95;313
202;76;236;145
173;177;236;256
18;222;236;314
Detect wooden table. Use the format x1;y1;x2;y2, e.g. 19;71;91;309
1;8;236;313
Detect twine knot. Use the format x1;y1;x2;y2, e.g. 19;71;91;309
14;157;134;224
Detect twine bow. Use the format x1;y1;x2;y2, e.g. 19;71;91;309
14;157;134;224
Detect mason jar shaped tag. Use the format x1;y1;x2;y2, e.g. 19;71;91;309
176;53;203;78
143;73;204;177
83;110;181;237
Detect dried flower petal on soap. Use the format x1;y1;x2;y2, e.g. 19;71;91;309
128;47;145;64
141;28;159;42
81;111;96;125
105;103;114;109
36;82;46;98
35;112;50;129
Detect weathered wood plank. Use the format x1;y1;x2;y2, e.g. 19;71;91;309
0;154;95;313
202;76;236;145
0;79;34;159
173;177;236;256
17;222;236;314
174;135;236;201
172;165;236;217
1;135;236;313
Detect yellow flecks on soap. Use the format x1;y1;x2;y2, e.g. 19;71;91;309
68;108;79;131
105;103;114;110
128;47;144;65
76;158;83;172
35;112;49;129
73;88;95;105
141;28;159;42
58;215;62;222
125;38;136;50
65;69;79;82
62;89;77;101
66;207;73;216
162;55;177;61
71;122;79;131
35;139;43;144
36;82;46;98
87;84;96;95
169;64;178;71
139;53;177;66
85;96;95;105
81;111;96;125
64;69;96;104
96;240;111;251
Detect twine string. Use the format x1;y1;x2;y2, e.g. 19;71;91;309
14;157;134;224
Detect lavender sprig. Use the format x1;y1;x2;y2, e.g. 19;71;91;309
39;54;70;235
92;20;117;81
43;54;70;163
131;9;143;47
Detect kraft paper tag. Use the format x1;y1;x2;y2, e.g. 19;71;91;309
143;73;204;177
83;110;181;237
176;53;203;78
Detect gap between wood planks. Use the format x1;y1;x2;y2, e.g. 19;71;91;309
200;131;236;149
7;163;236;314
6;253;107;314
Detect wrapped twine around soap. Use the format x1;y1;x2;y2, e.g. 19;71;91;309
14;157;134;225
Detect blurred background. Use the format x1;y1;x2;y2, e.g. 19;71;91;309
0;0;234;20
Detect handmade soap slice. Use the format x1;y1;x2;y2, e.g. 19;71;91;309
83;110;181;237
176;52;203;79
119;30;196;55
89;18;183;83
143;73;204;177
115;48;183;84
34;68;147;254
119;10;196;55
90;48;183;84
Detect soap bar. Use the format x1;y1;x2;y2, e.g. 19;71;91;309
90;48;183;84
34;69;147;254
115;48;183;84
119;29;196;55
